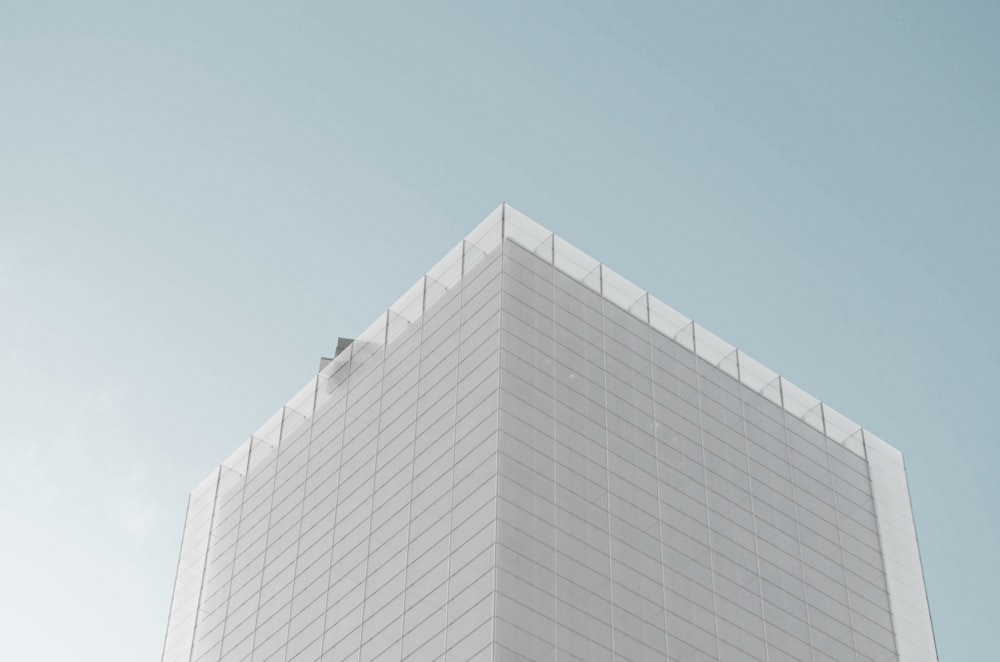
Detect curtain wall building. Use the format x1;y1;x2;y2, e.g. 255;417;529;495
162;205;937;662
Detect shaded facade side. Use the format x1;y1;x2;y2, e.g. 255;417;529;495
494;239;901;661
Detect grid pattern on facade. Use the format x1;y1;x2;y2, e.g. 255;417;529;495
164;242;505;662
492;239;899;662
162;204;937;662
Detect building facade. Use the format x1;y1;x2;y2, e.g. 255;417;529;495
162;206;937;661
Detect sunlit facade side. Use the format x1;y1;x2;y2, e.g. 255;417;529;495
162;205;937;661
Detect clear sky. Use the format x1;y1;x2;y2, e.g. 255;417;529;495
1;2;996;660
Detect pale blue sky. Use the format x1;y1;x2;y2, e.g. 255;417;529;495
1;2;997;660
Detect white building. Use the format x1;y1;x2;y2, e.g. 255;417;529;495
162;205;937;661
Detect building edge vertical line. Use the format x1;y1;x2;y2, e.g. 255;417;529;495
160;490;193;662
188;467;222;662
899;452;940;661
491;232;506;659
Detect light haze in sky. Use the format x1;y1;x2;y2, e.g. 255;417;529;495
1;2;997;660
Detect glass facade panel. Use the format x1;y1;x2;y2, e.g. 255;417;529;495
553;235;601;293
601;264;647;322
693;323;738;379
649;295;694;351
503;204;553;261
